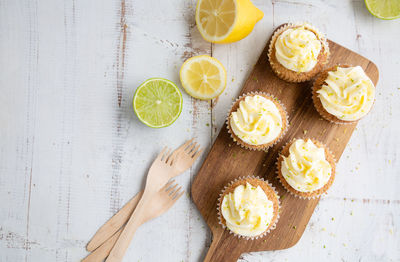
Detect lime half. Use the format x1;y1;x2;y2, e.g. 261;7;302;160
133;78;182;128
365;0;400;20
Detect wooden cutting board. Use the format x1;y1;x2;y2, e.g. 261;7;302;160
191;29;379;262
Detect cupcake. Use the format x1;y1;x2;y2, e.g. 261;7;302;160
218;176;280;239
277;138;336;199
227;92;288;151
312;65;376;124
268;22;329;82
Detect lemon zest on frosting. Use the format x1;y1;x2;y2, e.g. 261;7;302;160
221;182;274;237
275;24;322;72
230;95;283;146
281;139;332;192
317;66;375;121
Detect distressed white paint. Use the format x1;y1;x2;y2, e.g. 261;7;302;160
0;0;399;261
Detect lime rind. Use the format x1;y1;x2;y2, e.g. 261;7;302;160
365;0;400;20
133;78;183;128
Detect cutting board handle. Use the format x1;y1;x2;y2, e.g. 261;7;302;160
203;228;242;262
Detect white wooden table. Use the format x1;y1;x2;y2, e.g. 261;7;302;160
1;0;399;261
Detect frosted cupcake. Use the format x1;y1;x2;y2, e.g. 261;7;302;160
312;65;376;124
227;93;288;151
218;177;280;239
268;22;329;82
277;138;336;199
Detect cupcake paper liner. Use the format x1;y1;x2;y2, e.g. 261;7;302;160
276;138;337;200
226;92;289;152
268;22;330;83
312;64;374;125
217;176;281;240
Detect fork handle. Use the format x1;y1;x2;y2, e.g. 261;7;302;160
86;191;143;252
105;196;149;262
82;229;121;262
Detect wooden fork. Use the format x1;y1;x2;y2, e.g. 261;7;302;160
105;146;191;262
86;139;202;252
83;180;184;262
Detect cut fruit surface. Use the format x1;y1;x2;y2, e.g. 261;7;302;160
365;0;400;20
195;0;264;43
133;78;182;128
180;55;227;100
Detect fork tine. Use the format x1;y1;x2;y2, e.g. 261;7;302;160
165;150;176;165
166;150;179;165
162;148;172;162
192;148;204;160
191;145;201;157
174;187;183;198
166;182;179;193
162;179;175;191
186;142;197;153
167;138;194;164
157;147;168;160
170;185;182;197
172;188;185;200
181;138;195;151
177;139;195;154
165;189;184;209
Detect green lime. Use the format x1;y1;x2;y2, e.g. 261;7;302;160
133;78;183;128
365;0;400;20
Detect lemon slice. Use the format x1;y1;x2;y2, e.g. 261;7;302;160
365;0;400;20
179;55;227;100
133;78;182;128
195;0;264;43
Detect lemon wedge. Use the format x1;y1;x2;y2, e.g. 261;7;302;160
179;55;227;100
195;0;264;43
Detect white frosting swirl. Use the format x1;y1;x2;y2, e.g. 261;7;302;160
275;25;322;72
317;66;375;121
230;95;283;146
281;139;332;192
221;182;274;237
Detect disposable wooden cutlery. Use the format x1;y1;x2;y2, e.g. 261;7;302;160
86;139;202;252
83;180;183;262
84;139;203;261
105;142;202;262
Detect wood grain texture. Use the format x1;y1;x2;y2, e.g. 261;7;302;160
191;37;379;262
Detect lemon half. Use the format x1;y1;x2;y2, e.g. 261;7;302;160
195;0;264;43
180;55;227;100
